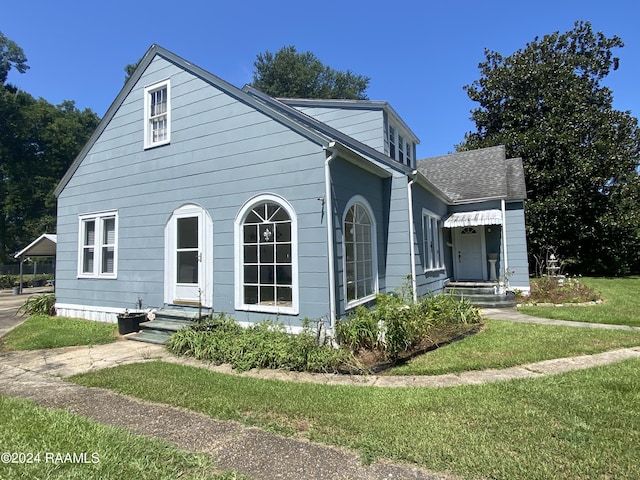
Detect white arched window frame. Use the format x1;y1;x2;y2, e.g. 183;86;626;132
342;195;378;309
234;194;299;315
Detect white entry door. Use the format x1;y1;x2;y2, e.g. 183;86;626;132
165;205;212;306
454;226;486;281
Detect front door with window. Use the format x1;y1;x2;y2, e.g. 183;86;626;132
454;226;486;281
165;205;212;306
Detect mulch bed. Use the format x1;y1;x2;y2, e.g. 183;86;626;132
341;322;484;374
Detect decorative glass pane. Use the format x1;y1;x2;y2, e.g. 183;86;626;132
259;223;274;243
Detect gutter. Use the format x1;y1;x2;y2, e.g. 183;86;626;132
407;171;418;303
324;142;340;338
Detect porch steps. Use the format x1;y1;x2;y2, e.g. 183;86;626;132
128;306;211;345
445;282;517;308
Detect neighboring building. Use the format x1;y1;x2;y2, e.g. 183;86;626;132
53;45;529;331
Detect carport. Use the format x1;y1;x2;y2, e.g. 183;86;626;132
13;234;57;294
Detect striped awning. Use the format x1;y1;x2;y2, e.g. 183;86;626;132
443;209;502;228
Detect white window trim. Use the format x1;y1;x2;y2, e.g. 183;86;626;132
77;211;118;279
143;79;171;149
343;195;379;310
422;208;445;272
234;193;299;315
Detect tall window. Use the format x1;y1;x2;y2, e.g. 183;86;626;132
78;212;118;278
236;195;298;314
344;198;377;305
144;80;170;148
422;210;444;271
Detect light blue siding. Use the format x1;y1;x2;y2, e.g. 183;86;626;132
293;106;385;152
56;56;332;325
505;202;530;290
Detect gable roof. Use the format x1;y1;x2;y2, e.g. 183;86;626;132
416;146;527;203
55;45;430;198
54;45;334;197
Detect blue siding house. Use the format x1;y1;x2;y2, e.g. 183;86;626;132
54;45;529;333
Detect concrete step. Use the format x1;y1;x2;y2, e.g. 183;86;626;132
128;329;172;345
445;287;496;296
126;305;208;345
139;318;191;333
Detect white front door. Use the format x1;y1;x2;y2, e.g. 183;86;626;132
454;226;486;281
165;205;212;306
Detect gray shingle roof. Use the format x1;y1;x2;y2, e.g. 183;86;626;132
416;146;526;203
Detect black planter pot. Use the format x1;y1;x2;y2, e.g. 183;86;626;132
117;312;146;335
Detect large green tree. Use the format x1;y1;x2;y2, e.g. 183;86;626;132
459;21;640;275
0;32;99;262
251;45;370;99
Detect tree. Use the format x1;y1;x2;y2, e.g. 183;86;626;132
0;34;99;262
251;45;370;100
0;31;29;85
459;21;640;275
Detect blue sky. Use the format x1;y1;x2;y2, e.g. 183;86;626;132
3;0;639;158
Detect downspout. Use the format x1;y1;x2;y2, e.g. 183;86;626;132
501;199;509;281
407;171;418;303
324;142;339;338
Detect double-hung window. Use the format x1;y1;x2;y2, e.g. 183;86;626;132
78;212;118;278
422;210;444;271
344;198;378;306
144;80;170;148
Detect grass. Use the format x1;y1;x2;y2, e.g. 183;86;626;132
0;394;246;479
0;315;118;352
519;277;640;327
70;359;640;480
386;319;640;375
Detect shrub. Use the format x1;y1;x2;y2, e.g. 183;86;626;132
338;292;481;360
18;293;56;316
527;277;602;304
168;315;356;373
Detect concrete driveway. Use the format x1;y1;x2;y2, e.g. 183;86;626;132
0;287;53;337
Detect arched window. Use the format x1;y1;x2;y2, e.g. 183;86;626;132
235;195;298;314
343;197;377;306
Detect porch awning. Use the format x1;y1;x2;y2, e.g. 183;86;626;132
443;209;502;228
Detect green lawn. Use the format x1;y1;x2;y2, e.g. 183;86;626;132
70;359;640;480
0;394;246;480
519;276;640;327
0;315;118;352
386;318;640;375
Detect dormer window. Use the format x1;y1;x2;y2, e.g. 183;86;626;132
144;80;171;149
385;120;415;168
